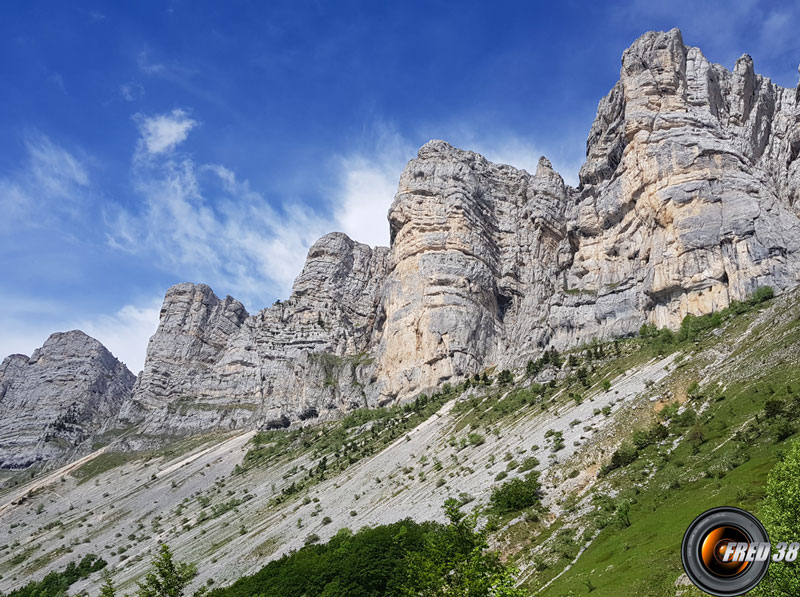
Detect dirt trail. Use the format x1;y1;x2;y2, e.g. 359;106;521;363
0;447;108;517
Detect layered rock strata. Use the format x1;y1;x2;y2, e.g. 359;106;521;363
6;29;799;439
127;29;800;431
0;331;135;468
119;234;389;434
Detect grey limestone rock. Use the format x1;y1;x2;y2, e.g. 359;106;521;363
125;234;389;435
7;29;800;441
0;331;135;469
127;29;800;430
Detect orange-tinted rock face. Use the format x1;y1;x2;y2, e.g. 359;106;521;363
117;29;800;432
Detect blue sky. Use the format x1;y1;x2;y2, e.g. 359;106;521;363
1;0;798;372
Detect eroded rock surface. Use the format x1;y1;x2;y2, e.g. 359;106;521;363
122;234;390;434
6;29;800;438
0;331;135;468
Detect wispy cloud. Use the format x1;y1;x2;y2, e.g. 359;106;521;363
331;126;414;248
0;133;91;231
134;109;197;157
137;48;168;76
120;82;145;102
77;298;161;372
109;121;331;304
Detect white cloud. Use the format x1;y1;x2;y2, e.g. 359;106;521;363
109;154;330;305
0;133;91;231
120;82;145;102
77;299;162;373
0;297;161;375
134;109;197;156
332;128;414;248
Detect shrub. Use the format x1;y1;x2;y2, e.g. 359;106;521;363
207;502;525;597
765;399;785;418
519;456;540;472
750;285;774;304
755;439;800;596
489;472;542;513
603;442;638;474
467;433;485;447
772;417;795;442
136;543;196;597
4;554;107;597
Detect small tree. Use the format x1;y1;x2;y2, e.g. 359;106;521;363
136;543;197;597
755;440;800;596
100;570;117;597
400;500;526;596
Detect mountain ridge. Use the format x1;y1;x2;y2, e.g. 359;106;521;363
122;28;800;436
1;27;799;466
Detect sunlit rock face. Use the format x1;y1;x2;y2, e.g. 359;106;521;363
97;29;800;432
121;235;390;435
0;331;135;469
374;141;570;401
566;29;800;338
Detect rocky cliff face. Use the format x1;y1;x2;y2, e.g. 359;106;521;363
565;29;800;338
0;331;135;469
124;29;800;432
5;29;798;442
121;234;390;435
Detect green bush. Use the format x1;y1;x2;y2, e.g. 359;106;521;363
489;472;542;513
497;369;514;385
518;456;540;472
4;554;106;597
603;442;638;474
207;502;525;597
467;432;485;447
753;439;800;596
136;543;196;597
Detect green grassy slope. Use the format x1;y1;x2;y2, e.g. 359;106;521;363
524;289;800;596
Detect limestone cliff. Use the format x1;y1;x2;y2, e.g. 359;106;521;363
121;234;389;434
4;29;799;442
0;331;135;469
124;29;800;431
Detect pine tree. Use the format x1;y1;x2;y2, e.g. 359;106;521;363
136;543;197;597
100;570;116;597
550;348;562;368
